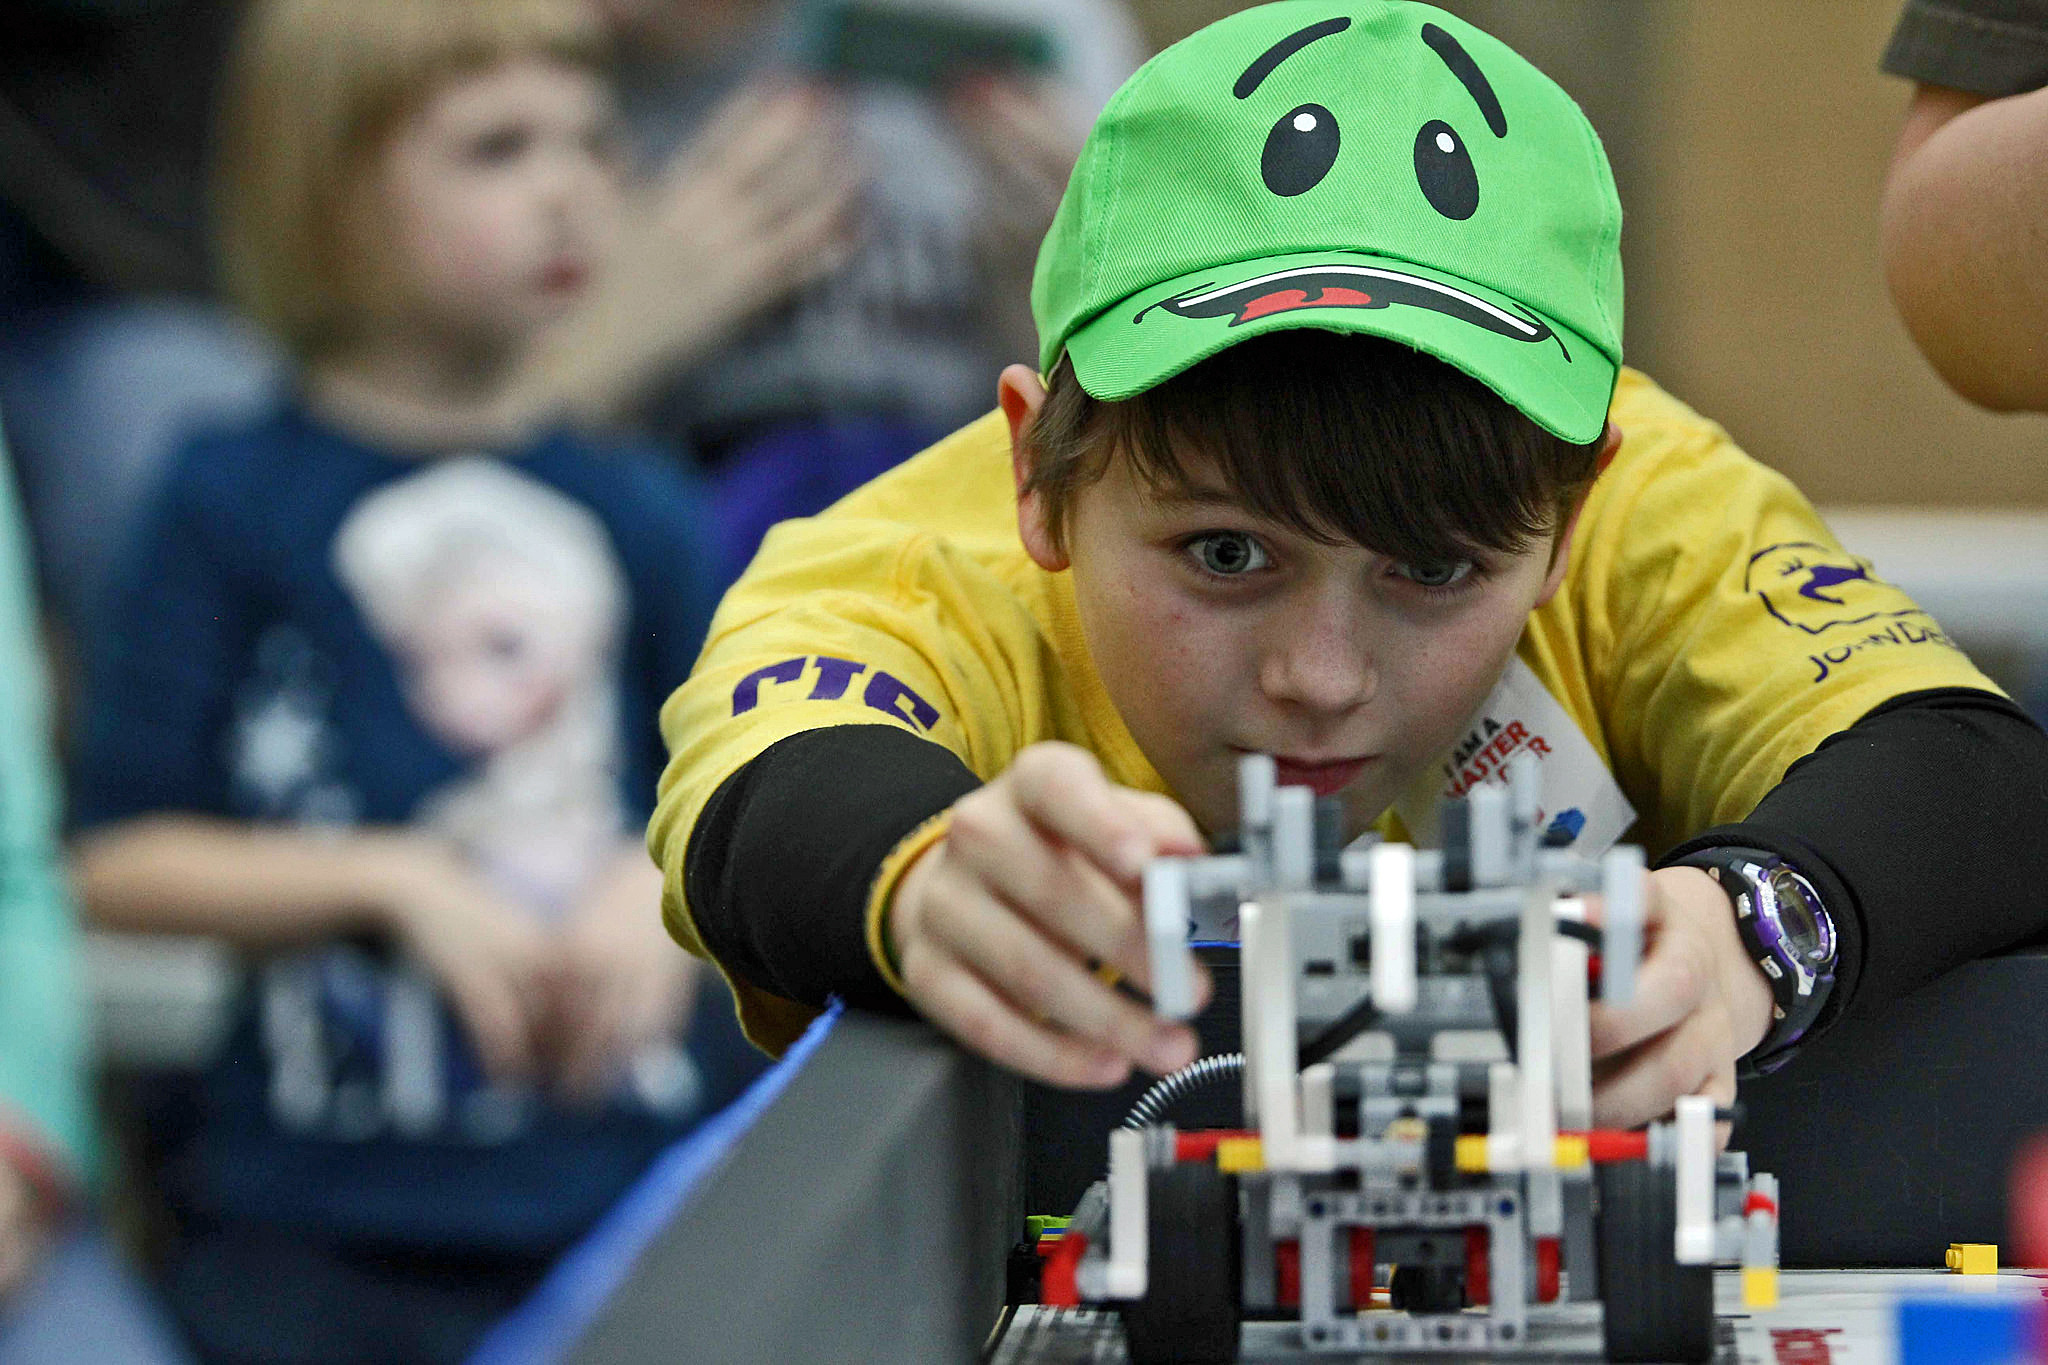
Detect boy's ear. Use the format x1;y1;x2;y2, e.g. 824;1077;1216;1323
1001;364;1068;573
1535;421;1622;607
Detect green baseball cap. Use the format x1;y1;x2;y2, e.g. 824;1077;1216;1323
1031;0;1623;444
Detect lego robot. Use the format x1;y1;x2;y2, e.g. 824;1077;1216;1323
1039;754;1780;1362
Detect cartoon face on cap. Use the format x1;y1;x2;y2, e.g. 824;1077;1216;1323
1138;14;1562;355
1037;1;1623;441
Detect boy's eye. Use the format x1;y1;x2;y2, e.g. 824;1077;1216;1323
1187;532;1271;576
1392;558;1474;589
467;125;533;165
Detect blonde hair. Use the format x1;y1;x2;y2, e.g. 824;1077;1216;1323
215;0;608;360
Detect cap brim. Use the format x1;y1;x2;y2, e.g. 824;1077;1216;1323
1062;250;1616;445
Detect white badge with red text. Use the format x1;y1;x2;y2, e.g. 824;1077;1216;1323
1391;657;1635;856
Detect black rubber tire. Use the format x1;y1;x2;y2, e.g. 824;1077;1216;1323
1388;1262;1466;1312
1120;1162;1242;1364
1595;1161;1715;1363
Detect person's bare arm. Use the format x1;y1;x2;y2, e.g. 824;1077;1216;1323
1880;81;2048;412
76;817;549;1080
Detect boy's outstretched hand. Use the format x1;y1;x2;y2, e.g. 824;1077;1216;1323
1588;867;1777;1134
888;742;1212;1090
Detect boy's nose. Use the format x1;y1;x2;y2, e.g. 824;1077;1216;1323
1258;613;1378;714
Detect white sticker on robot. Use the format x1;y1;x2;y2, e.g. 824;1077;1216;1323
1392;657;1636;856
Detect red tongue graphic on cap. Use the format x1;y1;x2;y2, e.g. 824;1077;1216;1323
1236;285;1375;323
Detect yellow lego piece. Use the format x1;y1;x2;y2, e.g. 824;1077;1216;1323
1215;1137;1264;1173
1742;1267;1779;1309
1552;1135;1590;1170
1946;1242;1998;1274
1455;1135;1490;1173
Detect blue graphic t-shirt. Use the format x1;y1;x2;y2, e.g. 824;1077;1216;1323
73;404;745;1254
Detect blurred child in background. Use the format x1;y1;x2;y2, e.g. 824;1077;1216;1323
68;2;758;1360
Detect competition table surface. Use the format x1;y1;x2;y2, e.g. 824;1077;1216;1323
506;949;2048;1365
991;1270;2048;1363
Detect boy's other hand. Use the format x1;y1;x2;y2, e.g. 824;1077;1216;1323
1587;867;1776;1138
370;835;551;1085
544;845;699;1103
887;742;1212;1089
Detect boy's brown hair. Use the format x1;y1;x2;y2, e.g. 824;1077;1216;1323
215;0;608;361
1025;333;1605;569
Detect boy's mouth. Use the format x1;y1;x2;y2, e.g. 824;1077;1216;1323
1246;750;1374;798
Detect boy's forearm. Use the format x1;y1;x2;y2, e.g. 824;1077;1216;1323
1659;688;2048;1047
683;725;981;1011
1881;83;2048;412
74;815;420;947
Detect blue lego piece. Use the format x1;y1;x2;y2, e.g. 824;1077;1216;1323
1896;1296;2037;1365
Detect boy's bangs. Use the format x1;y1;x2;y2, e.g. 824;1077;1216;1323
1108;334;1593;567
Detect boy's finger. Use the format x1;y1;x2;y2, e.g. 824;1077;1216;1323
1589;1025;1715;1130
923;881;1194;1076
911;949;1134;1089
1108;791;1207;872
1587;926;1709;1058
944;790;1150;982
1007;744;1169;881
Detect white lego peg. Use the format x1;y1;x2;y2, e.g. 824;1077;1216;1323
1368;843;1417;1014
1242;897;1299;1163
1516;887;1557;1172
1142;859;1198;1020
1470;781;1509;886
1273;785;1314;890
1106;1128;1148;1299
1239;752;1276;829
1674;1095;1715;1265
1550;898;1593;1134
1601;844;1645;1006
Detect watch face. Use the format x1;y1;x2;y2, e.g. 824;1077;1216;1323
1765;865;1834;966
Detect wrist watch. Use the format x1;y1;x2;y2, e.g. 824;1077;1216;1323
1670;846;1837;1076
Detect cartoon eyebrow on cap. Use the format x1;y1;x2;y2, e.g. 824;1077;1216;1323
1234;16;1352;99
1420;22;1506;136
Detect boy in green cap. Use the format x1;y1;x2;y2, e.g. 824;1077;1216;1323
650;1;2048;1129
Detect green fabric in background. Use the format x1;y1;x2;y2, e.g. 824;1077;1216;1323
0;418;92;1181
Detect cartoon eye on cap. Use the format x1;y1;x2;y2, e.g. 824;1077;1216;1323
1264;103;1339;196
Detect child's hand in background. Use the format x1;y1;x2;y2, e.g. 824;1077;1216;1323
887;742;1211;1090
544;844;699;1103
372;835;552;1085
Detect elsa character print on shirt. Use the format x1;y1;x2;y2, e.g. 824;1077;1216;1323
254;457;695;1144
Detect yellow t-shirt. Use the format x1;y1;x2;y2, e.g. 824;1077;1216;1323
651;368;1997;1051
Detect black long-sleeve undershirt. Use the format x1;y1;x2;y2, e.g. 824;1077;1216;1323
1658;686;2048;1044
686;689;2048;1056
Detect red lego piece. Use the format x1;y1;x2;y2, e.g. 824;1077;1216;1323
1349;1227;1375;1310
1276;1239;1301;1308
1465;1226;1490;1307
1039;1229;1087;1308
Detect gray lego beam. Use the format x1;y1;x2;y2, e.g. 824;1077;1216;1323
567;1010;1021;1365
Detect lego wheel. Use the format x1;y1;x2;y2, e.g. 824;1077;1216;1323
1388;1264;1465;1311
1120;1162;1242;1364
1594;1161;1714;1363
